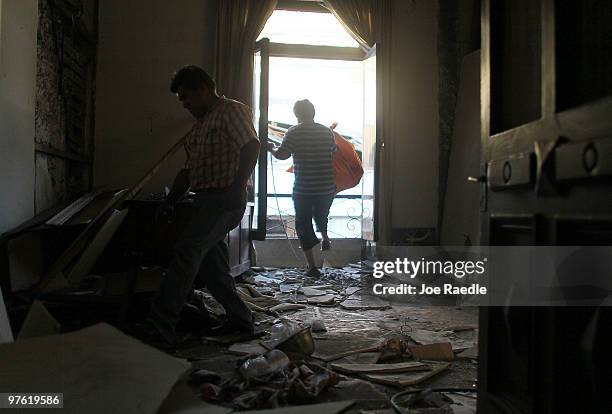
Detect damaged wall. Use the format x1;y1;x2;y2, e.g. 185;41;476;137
34;0;97;213
35;0;68;213
94;0;217;195
0;0;38;234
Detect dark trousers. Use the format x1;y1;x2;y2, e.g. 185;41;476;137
149;191;252;341
293;193;335;250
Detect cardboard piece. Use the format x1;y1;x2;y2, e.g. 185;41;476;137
344;286;362;296
17;300;61;340
409;342;454;361
331;361;430;375
243;400;354;414
0;323;189;414
300;287;327;297
339;295;391;310
269;303;306;313
307;294;336;305
409;329;474;352
0;285;13;344
361;363;450;387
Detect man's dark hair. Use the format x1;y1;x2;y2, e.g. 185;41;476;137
170;65;215;93
294;99;315;120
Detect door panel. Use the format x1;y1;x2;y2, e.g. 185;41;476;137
362;46;376;240
479;0;612;413
251;39;270;241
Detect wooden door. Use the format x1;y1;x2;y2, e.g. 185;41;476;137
478;0;612;412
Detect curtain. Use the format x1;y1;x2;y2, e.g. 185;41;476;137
323;0;376;49
215;0;277;105
323;0;394;243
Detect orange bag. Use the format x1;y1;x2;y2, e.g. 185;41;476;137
331;125;363;193
285;123;363;193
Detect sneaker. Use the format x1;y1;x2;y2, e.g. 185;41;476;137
306;267;322;278
321;240;332;251
133;320;191;350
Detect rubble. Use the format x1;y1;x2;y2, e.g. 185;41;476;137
1;263;478;412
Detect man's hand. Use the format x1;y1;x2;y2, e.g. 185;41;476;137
266;141;276;151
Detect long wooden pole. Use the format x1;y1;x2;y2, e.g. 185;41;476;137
33;133;189;294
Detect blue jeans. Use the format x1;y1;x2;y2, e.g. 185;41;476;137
292;193;335;251
149;190;252;341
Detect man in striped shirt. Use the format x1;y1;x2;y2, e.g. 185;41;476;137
268;99;337;277
147;66;259;346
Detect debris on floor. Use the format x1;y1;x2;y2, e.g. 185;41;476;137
165;265;478;411
2;264;478;413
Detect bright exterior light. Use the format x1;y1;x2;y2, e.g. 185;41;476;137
258;10;360;48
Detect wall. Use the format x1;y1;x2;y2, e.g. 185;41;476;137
35;0;98;214
385;0;439;241
0;0;38;234
94;0;217;195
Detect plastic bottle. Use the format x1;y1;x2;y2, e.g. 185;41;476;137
239;349;290;378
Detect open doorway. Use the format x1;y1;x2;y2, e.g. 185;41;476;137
252;8;376;242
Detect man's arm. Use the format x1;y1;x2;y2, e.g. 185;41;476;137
232;139;260;189
267;142;291;160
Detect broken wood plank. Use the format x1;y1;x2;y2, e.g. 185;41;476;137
65;209;129;285
45;189;104;226
17;300;60;340
269;303;306;313
0;199;74;240
312;339;384;362
33;132;189;294
330;361;431;375
361;363;450;387
300;286;327;297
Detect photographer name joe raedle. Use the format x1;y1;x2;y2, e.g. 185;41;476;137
372;283;488;295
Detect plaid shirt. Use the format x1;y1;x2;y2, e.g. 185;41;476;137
184;96;259;189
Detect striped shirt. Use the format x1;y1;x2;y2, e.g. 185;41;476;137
184;96;258;189
279;122;336;195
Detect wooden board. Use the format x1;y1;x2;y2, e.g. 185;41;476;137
331;361;430;375
361;363;450;387
46;189;104;226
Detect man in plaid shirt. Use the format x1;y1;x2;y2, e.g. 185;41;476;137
147;66;259;345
